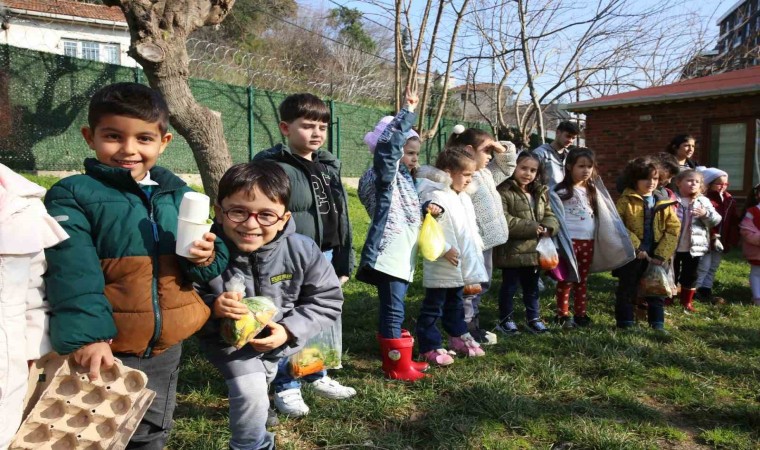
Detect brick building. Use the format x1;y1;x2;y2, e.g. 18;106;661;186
567;65;760;196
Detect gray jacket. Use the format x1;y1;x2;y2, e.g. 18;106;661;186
533;143;566;188
195;220;343;379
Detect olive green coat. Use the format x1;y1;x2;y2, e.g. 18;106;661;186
493;180;559;268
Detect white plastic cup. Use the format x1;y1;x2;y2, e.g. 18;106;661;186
175;218;213;258
178;192;211;223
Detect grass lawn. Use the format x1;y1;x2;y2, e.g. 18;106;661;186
24;174;760;449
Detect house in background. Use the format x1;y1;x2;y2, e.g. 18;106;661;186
715;0;760;71
0;0;134;66
567;65;760;196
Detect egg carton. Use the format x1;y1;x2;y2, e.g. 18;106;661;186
12;354;156;450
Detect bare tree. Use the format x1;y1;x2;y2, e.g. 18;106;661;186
102;0;236;203
394;0;471;141
466;0;705;144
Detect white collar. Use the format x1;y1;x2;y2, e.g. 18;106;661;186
137;171;159;186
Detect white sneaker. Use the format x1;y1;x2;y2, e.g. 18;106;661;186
309;376;356;400
273;388;310;417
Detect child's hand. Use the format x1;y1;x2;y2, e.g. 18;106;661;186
636;250;649;260
404;86;419;112
536;225;545;237
73;342;114;381
186;232;216;265
427;203;443;217
648;257;664;266
339;276;349;286
693;205;707;218
490;141;507;154
213;291;249;319
249;322;290;352
443;247;459;266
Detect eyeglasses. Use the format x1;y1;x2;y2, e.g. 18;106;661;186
222;208;286;226
713;182;730;187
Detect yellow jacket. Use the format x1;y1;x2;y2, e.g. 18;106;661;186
616;188;680;261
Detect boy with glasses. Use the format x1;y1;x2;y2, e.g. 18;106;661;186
195;160;343;450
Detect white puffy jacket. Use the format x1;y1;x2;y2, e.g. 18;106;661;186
676;195;721;257
415;166;488;288
0;164;68;448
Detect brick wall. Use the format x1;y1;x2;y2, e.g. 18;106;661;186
582;93;760;185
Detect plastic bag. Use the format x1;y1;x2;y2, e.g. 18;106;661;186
546;256;570;282
289;317;343;378
536;237;559;270
220;274;278;349
639;264;673;298
418;212;446;261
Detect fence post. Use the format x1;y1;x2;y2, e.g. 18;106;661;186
336;116;341;159
247;85;255;161
437;121;443;154
133;66;142;84
328;99;335;154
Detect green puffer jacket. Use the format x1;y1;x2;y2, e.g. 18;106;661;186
253;144;354;277
44;159;228;357
493;180;559;268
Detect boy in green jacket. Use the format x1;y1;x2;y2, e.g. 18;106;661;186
253;93;355;417
44;82;227;449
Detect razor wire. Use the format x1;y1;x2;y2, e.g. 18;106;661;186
186;38;394;104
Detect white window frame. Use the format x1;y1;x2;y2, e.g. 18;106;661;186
61;39;121;65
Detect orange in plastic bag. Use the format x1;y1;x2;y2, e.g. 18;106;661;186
536;237;559;270
418;212;446;261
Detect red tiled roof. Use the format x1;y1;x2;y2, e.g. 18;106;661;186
567;65;760;112
3;0;126;23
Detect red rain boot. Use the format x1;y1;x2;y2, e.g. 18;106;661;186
400;330;429;372
378;335;426;381
377;332;429;373
680;288;696;312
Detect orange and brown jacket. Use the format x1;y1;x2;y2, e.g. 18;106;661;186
44;159;227;357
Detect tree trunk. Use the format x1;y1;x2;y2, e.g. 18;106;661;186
103;0;235;203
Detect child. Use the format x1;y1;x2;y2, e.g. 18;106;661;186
552;149;635;328
696;167;738;304
614;157;680;331
253;93;354;415
0;164;69;448
196;161;343;449
655;152;681;201
43;83;224;448
356;88;431;381
740;183;760;306
448;125;517;344
673;169;721;312
494;151;559;334
415;148;488;365
533;121;581;188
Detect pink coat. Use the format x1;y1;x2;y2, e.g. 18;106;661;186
739;206;760;266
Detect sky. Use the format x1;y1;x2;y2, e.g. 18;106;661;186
297;0;739;96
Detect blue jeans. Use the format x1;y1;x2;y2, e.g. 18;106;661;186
117;344;182;450
227;372;275;450
499;267;541;323
377;273;409;339
416;287;467;353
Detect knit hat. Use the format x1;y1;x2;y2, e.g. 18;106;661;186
699;167;728;185
364;116;420;154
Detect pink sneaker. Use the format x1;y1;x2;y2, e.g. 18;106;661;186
421;349;455;366
449;333;486;357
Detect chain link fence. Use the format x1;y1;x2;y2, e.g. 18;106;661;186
0;44;486;177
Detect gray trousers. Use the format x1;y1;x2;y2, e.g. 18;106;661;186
117;343;182;450
463;248;494;323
